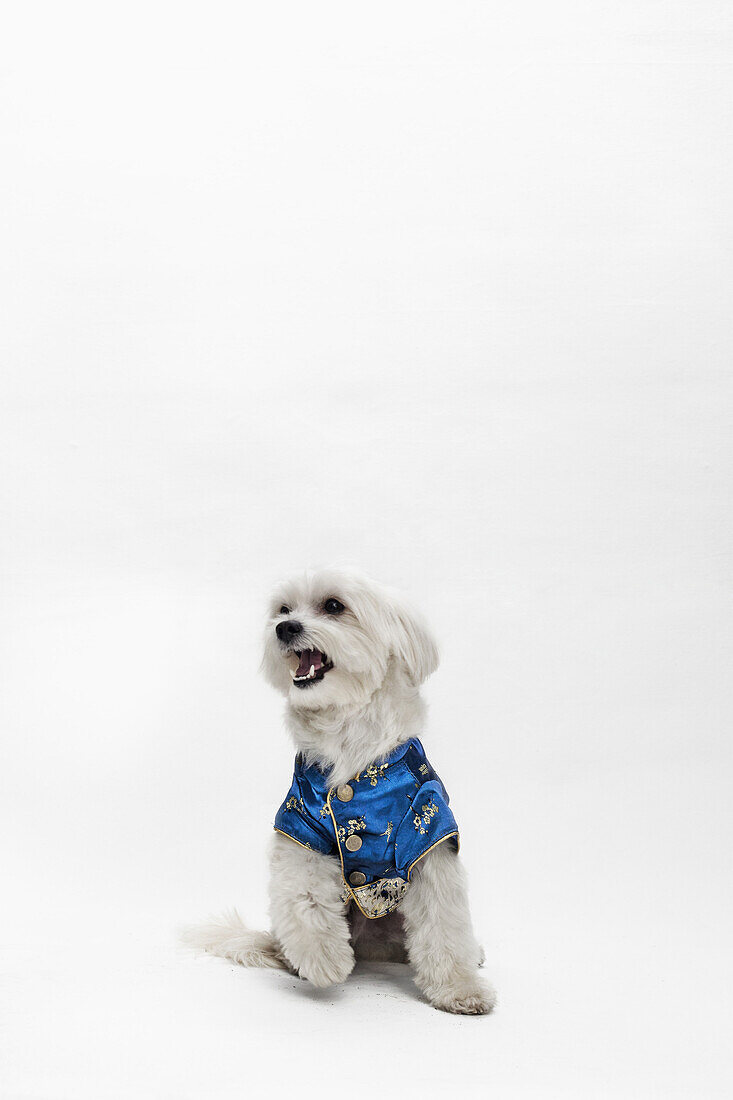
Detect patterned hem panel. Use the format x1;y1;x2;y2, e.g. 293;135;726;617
341;876;410;919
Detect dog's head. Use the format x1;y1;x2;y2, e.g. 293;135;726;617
261;568;439;711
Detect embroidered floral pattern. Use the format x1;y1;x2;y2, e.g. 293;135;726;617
354;762;389;787
336;816;366;843
276;739;459;920
413;799;439;834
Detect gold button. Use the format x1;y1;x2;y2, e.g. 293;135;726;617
336;785;353;802
349;871;366;886
344;834;362;852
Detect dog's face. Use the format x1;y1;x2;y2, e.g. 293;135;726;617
261;569;439;711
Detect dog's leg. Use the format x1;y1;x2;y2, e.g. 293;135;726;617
268;832;355;988
400;843;496;1015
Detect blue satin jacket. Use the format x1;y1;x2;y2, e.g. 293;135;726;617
274;738;459;919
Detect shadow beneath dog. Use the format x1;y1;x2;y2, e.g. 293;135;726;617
350;960;419;1002
277;960;419;1007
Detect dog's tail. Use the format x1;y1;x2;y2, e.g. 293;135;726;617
180;908;290;971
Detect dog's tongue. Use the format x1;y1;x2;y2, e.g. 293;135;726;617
295;649;322;676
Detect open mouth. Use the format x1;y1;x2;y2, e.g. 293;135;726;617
290;648;334;688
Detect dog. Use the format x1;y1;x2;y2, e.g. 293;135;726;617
184;568;496;1015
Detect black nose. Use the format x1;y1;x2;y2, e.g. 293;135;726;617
276;619;303;642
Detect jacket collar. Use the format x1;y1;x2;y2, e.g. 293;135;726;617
297;737;420;793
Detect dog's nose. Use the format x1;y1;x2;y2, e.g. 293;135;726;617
276;620;303;642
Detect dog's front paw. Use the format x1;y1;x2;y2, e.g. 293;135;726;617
431;979;497;1016
296;944;355;988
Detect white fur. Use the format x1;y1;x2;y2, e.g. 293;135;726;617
184;568;496;1015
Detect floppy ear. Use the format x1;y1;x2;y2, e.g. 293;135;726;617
387;595;439;687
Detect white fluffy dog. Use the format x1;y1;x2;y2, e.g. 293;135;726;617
185;568;496;1015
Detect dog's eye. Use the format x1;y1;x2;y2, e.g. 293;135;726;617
279;605;290;615
324;597;345;615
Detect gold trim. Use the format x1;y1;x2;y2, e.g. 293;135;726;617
273;828;315;852
325;788;371;915
346;876;409;919
325;781;460;919
327;789;393;920
406;831;460;881
347;887;403;920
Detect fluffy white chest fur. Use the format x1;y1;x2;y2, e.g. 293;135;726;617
184;568;496;1015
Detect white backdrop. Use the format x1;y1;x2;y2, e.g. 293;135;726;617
2;2;732;1097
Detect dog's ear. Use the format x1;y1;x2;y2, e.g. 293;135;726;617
386;595;439;687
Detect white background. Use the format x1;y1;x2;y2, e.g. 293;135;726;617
2;2;732;1097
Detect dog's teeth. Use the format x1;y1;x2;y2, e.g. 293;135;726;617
290;659;328;685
